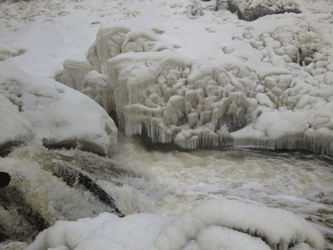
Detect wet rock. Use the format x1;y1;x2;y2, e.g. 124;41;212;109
44;161;125;217
0;186;50;242
0;172;11;188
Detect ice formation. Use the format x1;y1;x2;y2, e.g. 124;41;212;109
0;62;117;154
58;22;333;155
25;199;325;250
60;25;259;150
108;51;258;149
226;0;301;21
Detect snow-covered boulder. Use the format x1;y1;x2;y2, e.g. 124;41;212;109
25;199;325;250
227;0;301;21
0;62;117;154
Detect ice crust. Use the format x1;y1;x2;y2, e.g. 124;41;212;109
25;199;325;250
0;62;117;154
59;22;333;154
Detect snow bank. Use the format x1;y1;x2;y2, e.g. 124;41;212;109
25;199;325;250
0;62;117;154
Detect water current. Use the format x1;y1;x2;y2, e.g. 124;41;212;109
1;134;333;249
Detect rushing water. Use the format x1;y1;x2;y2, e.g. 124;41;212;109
1;134;333;249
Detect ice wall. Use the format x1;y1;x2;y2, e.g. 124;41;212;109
59;23;333;154
108;51;258;149
0;62;117;154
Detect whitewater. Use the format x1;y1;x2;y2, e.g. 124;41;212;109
0;0;333;249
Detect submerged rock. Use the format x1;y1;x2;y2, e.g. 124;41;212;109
0;172;11;188
0;186;50;243
0;151;124;243
45;161;125;217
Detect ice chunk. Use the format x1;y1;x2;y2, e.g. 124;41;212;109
0;62;117;154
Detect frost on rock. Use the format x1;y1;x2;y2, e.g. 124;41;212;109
154;199;325;250
0;62;117;154
227;0;301;21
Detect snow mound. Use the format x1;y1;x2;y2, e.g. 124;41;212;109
227;0;301;21
25;199;324;250
0;62;117;154
154;199;325;250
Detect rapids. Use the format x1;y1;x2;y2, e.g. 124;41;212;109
1;134;332;249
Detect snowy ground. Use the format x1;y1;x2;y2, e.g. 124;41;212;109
1;0;333;249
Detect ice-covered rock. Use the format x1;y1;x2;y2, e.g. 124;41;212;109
0;62;117;154
60;26;174;113
59;25;258;149
227;0;301;21
108;51;258;149
58;24;333;154
25;199;325;250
